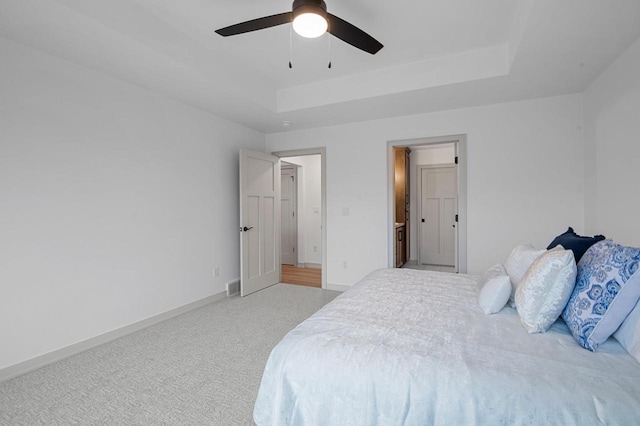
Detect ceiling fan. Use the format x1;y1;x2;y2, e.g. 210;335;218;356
215;0;383;55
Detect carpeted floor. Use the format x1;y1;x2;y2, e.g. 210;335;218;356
0;284;340;425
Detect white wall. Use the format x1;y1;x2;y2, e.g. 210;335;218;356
266;94;585;286
0;38;265;370
408;144;456;261
584;37;640;246
281;155;322;266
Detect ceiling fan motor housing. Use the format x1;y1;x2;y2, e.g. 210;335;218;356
292;0;328;21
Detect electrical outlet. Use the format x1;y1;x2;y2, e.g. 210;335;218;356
313;246;318;253
213;266;220;278
342;260;348;269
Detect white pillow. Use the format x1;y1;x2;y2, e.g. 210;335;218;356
478;263;511;315
515;247;577;333
505;244;546;307
614;300;640;364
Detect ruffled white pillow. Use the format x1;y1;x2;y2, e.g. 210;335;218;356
505;244;546;307
515;247;577;333
478;263;511;315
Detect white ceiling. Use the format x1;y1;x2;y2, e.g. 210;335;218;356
1;0;640;133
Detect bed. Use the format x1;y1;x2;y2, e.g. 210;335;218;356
253;268;640;425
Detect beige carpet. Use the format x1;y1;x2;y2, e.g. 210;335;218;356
0;284;339;425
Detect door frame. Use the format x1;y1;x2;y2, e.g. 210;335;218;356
271;147;327;290
387;135;467;273
280;163;298;266
416;164;458;270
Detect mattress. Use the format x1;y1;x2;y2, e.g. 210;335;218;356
253;269;640;425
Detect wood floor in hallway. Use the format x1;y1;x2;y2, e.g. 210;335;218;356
281;264;321;288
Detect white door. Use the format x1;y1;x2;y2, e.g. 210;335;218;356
239;149;281;296
419;165;457;266
280;165;297;265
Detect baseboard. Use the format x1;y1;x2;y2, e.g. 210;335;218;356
293;263;322;269
226;279;240;297
327;283;351;292
0;290;227;383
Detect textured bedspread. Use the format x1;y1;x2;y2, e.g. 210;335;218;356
253;269;640;425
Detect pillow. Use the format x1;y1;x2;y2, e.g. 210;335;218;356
547;227;605;263
562;240;640;351
478;263;511;315
505;244;546;307
613;300;640;364
515;247;577;333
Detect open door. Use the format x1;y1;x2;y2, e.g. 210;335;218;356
239;149;281;296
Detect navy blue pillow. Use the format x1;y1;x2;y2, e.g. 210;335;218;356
547;227;605;263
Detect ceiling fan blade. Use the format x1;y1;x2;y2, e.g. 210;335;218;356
216;12;293;36
327;13;383;55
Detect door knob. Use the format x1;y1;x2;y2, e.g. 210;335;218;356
242;226;254;232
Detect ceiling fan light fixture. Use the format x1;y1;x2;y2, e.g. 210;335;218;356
293;12;327;38
292;0;328;38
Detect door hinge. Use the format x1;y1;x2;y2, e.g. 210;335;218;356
455;214;459;222
293;211;295;217
293;247;295;252
455;156;459;164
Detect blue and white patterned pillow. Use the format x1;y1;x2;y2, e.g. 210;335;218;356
562;240;640;351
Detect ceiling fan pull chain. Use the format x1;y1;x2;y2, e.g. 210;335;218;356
289;27;293;69
327;32;332;69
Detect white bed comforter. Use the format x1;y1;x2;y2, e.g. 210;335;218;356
253;269;640;425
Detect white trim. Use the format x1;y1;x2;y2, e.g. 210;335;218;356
0;291;226;383
387;135;468;274
271;148;327;290
327;283;351;292
300;262;322;269
456;138;468;274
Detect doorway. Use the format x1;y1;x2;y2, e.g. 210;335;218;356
273;149;326;289
387;136;467;273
